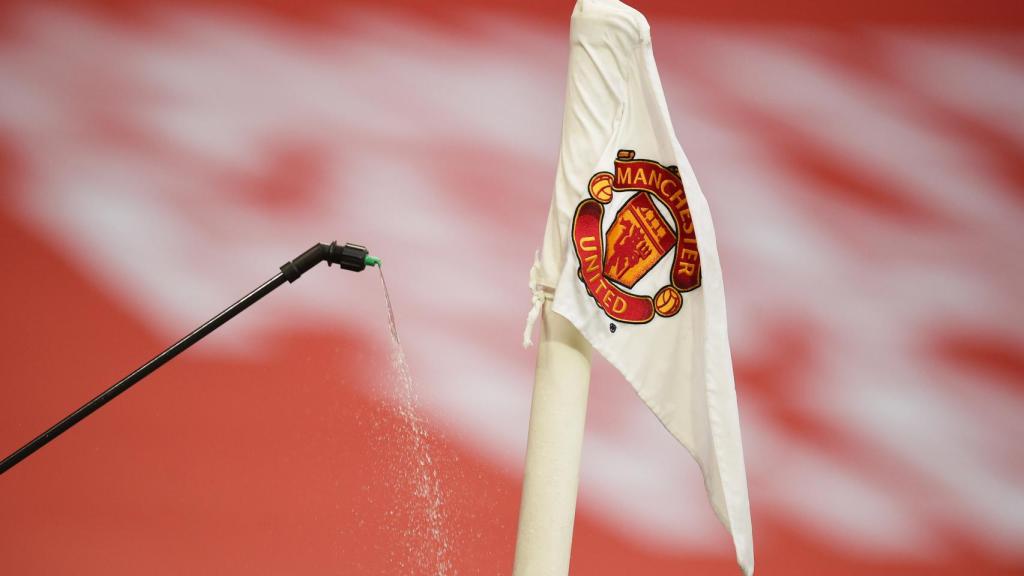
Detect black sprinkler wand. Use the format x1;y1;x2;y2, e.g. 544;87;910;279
0;241;380;476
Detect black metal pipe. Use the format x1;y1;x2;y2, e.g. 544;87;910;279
0;241;375;476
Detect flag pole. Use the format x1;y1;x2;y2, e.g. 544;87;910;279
513;302;593;576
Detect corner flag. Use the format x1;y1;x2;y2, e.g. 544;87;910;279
520;1;754;574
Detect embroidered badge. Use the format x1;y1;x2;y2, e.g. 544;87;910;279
571;150;701;324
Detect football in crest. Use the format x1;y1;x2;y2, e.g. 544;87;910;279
654;286;683;317
588;172;614;203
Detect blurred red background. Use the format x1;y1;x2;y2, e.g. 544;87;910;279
1;1;1022;574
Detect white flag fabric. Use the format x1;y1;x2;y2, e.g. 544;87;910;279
524;1;753;573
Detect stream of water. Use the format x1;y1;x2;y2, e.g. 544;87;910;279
377;266;452;575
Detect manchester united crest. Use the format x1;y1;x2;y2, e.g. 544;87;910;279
571;149;701;324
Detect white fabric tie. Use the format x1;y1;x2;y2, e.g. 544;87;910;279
523;251;553;348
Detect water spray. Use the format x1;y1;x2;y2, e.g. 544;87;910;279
0;241;379;476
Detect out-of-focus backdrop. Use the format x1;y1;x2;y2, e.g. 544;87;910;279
1;1;1022;574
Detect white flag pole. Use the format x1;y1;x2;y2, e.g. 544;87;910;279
513;302;593;576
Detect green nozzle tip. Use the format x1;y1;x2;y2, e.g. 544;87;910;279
364;255;381;267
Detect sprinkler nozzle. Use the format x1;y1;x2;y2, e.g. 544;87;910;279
324;241;369;272
280;241;374;282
